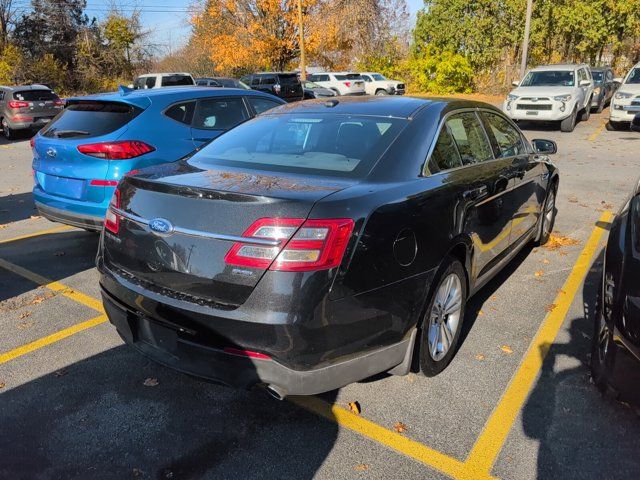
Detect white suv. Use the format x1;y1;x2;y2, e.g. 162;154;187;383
503;64;594;132
359;72;405;95
131;73;195;89
307;72;365;96
608;62;640;130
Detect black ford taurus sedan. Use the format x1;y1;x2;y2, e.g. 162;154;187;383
97;96;559;398
591;179;640;389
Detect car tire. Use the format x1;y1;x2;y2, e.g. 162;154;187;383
579;101;591;121
535;182;557;246
560;107;577;132
418;257;467;377
605;121;624;131
590;298;617;393
595;99;604;114
375;89;388;96
2;118;14;140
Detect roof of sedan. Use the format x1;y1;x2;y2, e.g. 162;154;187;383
67;86;270;103
265;95;496;119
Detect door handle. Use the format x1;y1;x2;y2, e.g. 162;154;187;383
463;185;488;201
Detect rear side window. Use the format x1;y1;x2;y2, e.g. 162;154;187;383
165;101;195;125
145;77;156;88
189;113;407;178
161;75;194;87
430;127;463;172
41;101;142;139
192;98;249;130
13;90;58;101
480;112;525;158
248;97;282;114
261;76;276;85
335;74;362;81
446;112;494;165
277;74;299;84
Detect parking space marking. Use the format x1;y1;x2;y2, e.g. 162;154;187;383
0;315;107;365
0;258;104;313
291;396;479;480
0;225;74;245
462;211;613;479
588;121;606;142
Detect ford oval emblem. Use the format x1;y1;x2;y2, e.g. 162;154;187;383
46;147;57;158
149;218;174;235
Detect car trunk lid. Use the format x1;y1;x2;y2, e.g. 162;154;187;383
104;163;351;307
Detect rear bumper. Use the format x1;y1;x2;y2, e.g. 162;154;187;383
101;281;415;396
35;201;103;231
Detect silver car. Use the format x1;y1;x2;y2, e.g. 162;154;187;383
0;85;64;140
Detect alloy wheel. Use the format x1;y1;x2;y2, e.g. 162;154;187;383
543;189;556;237
596;313;611;365
427;273;462;361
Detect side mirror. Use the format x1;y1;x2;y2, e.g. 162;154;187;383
579;80;592;87
532;139;557;155
631;113;640;133
512;80;520;87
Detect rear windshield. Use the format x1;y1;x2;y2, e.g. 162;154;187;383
13;90;58;101
188;113;406;179
335;74;362;81
41;101;142;139
277;74;300;84
161;75;194;87
592;71;604;82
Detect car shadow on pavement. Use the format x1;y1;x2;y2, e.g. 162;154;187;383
0;343;340;480
0;230;99;302
520;251;640;479
0;191;37;223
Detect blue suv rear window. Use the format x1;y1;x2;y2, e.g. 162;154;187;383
41;101;142;139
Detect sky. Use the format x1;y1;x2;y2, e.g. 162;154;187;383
13;0;425;57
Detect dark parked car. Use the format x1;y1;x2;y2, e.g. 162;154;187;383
590;67;618;113
97;97;559;398
631;112;640;132
0;85;64;139
591;179;640;389
196;77;251;89
240;72;304;102
302;81;337;99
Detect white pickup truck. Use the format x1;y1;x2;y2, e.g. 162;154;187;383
503;64;594;132
359;72;405;96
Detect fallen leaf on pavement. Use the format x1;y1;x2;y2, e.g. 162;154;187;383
143;377;159;387
0;224;7;230
393;422;408;433
543;234;579;251
354;464;370;471
545;304;557;312
475;354;485;361
477;310;484;316
567;195;578;203
18;321;33;330
0;381;5;388
600;201;613;209
534;270;544;277
542;259;550;264
348;401;361;415
19;311;31;319
54;369;68;377
500;345;513;354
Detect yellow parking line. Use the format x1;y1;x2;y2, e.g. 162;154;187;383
462;211;613;479
0;225;74;245
588;121;606;141
0;315;107;365
291;396;481;479
0;258;104;313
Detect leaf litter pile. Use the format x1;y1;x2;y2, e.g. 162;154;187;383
543;233;580;252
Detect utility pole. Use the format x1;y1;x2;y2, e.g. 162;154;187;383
297;0;306;81
519;0;533;79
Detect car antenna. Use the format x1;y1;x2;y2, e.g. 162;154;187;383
324;99;339;107
118;85;134;96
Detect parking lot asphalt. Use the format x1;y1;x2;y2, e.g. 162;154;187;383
1;109;639;480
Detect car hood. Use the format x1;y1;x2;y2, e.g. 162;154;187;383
511;86;575;98
618;84;640;95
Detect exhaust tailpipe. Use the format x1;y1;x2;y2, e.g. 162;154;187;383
265;384;287;401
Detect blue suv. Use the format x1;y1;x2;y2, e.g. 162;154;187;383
32;86;285;230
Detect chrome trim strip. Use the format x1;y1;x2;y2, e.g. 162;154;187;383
111;207;282;246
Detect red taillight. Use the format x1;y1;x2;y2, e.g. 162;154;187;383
105;188;120;234
90;179;119;187
8;100;29;109
343;81;351;88
223;347;271;360
30;137;35;149
77;141;155;160
224;217;354;272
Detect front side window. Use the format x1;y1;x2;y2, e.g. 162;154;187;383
165;101;195;125
192;98;249;130
480;112;525;158
521;70;575;87
430;126;463;172
261;76;276;85
578;69;587;83
248;97;281;115
445;112;494;165
189;113;407;178
371;74;386;81
362;75;371;82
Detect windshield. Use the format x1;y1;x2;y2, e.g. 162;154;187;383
371;74;386;81
521;70;575;87
188;113;406;179
304;81;321;89
625;68;640;85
